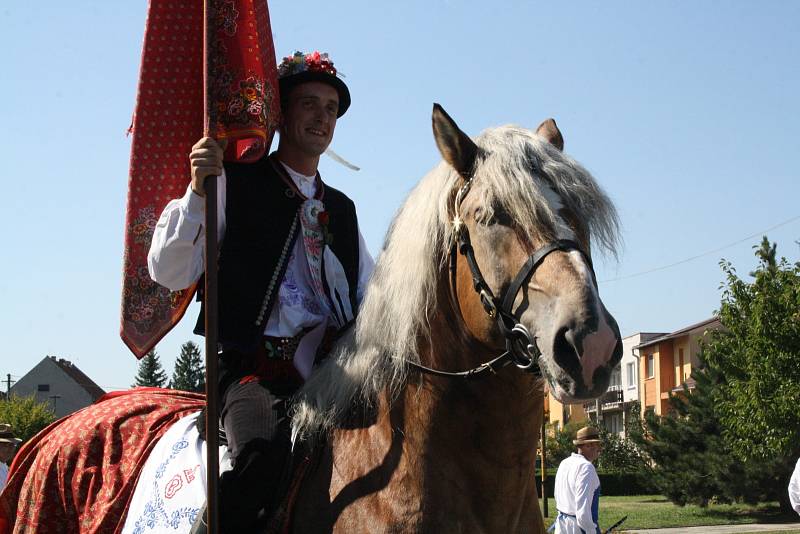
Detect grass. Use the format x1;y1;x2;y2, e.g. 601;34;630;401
539;495;800;531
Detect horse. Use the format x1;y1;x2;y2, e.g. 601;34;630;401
0;104;622;534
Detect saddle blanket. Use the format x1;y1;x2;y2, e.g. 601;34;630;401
122;412;231;534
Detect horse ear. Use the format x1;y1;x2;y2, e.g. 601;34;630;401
432;103;479;177
535;118;564;151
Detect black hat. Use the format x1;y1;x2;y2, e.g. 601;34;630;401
277;51;351;118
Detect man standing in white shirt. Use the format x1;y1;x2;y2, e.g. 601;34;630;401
0;424;21;492
789;457;800;515
553;426;603;534
149;51;374;533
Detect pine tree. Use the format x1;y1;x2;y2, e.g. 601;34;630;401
629;361;731;506
132;349;168;388
169;341;205;392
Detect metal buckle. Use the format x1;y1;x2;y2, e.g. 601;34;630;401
507;323;539;371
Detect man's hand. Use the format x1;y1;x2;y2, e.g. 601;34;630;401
189;137;228;197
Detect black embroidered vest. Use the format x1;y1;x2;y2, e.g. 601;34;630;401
194;154;361;352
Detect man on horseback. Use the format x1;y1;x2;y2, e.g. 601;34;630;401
553;426;604;534
148;50;374;532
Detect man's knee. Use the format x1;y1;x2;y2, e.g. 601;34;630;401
221;381;282;457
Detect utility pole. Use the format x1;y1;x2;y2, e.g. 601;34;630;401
6;374;14;395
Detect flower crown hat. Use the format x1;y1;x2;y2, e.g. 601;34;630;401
277;51;351;117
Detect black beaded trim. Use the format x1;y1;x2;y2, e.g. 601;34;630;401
255;213;299;326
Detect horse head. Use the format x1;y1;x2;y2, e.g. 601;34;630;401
432;104;622;402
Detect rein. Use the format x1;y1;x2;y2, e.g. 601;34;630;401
406;174;592;380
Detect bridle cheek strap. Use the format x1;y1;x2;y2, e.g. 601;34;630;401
453;225;590;373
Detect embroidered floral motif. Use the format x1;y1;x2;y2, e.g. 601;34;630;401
206;0;279;146
122;259;183;335
213;0;239;36
132;440;197;533
131;206;158;246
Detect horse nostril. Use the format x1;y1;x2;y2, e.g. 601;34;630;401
552;327;582;382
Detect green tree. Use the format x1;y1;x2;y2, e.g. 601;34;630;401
706;237;800;460
630;353;784;507
702;237;800;510
629;237;800;510
132;349;168;388
169;341;205;392
629;362;731;506
0;395;57;443
545;420;585;468
595;426;649;474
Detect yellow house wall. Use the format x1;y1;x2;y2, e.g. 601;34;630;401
674;338;690;387
641;350;657;417
657;339;675;415
547;391;566;432
546;391;587;433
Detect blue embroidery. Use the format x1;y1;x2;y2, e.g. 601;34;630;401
131;439;200;533
278;251;325;314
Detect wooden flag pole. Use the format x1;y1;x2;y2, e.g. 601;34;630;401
202;0;220;532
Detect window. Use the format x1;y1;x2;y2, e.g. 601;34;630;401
679;348;687;381
609;365;621;389
37;384;50;392
606;413;622;435
646;354;655;379
626;362;636;387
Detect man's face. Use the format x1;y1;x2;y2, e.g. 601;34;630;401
579;442;602;463
281;81;339;159
0;442;15;463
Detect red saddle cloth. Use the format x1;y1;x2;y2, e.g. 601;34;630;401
0;388;204;534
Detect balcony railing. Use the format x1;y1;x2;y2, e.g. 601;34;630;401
583;389;624;412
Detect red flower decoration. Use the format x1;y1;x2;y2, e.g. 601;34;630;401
318;211;330;226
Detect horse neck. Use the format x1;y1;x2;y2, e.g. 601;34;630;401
392;275;544;525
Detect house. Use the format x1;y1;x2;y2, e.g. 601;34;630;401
10;356;105;418
635;317;721;417
583;332;666;437
545;389;587;435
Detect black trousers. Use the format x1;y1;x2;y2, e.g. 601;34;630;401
216;350;300;530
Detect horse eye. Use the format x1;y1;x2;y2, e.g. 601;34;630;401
475;207;510;227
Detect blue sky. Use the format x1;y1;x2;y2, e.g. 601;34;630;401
1;1;798;392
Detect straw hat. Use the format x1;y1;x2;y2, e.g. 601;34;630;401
573;426;601;445
0;423;21;445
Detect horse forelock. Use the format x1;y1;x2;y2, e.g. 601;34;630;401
473;125;621;258
290;124;620;441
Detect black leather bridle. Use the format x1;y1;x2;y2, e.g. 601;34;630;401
406;176;592;380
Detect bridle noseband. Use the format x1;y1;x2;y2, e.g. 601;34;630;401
407;174;593;380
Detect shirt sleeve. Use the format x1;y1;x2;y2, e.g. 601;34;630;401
574;463;601;534
355;225;375;305
789;458;800;515
147;173;226;291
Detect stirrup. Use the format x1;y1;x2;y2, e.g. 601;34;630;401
189;502;208;534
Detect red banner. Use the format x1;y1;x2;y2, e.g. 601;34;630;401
120;0;280;358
